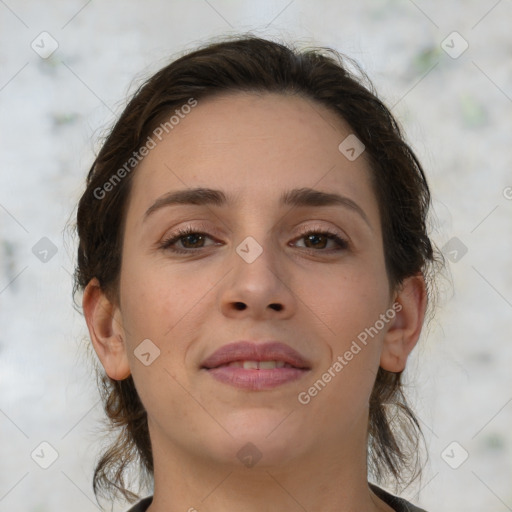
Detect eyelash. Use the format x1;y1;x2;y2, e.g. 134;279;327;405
158;225;349;255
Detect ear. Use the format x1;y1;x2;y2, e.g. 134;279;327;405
82;277;131;380
380;273;427;373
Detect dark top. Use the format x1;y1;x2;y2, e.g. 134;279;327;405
125;484;427;511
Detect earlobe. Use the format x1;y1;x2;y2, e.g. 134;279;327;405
380;274;427;373
82;278;131;380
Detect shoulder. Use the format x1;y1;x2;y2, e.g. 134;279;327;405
124;496;153;512
370;484;428;512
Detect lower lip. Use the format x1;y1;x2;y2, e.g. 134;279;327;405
204;367;308;390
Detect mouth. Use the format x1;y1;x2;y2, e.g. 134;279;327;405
212;360;297;369
200;341;311;391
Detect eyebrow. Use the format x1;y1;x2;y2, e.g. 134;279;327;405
143;186;371;228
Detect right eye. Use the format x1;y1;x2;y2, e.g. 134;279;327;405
159;226;221;253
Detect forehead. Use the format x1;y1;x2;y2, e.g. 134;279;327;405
126;91;378;222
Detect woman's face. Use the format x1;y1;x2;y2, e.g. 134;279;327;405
106;92;402;467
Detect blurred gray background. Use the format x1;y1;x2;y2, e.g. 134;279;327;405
1;1;511;511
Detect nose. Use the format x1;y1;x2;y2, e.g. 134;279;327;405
219;236;297;320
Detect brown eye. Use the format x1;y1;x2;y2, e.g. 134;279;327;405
294;230;349;251
303;233;329;249
159;227;220;253
158;226;348;255
177;233;207;249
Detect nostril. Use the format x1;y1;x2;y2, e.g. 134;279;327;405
232;302;282;311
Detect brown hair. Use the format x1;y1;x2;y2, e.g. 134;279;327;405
73;34;441;504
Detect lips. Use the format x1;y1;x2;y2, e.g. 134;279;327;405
200;341;311;391
200;341;311;370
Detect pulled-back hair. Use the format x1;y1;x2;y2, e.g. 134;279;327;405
73;34;440;505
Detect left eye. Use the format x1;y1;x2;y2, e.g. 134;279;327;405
292;230;349;251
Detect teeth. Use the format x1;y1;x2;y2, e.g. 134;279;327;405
259;360;285;369
225;361;243;368
224;360;289;369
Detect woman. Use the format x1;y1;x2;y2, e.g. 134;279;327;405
74;35;439;511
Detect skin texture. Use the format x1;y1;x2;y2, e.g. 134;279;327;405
83;91;426;512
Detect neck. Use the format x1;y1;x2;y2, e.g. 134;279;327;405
145;422;393;512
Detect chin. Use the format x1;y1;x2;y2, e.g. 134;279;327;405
211;410;307;468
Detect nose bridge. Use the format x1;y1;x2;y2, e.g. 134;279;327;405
229;194;297;280
233;230;281;285
230;199;279;268
219;226;295;317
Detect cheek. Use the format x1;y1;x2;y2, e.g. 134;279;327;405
301;261;390;338
120;247;193;329
300;262;390;403
302;272;388;414
119;257;215;368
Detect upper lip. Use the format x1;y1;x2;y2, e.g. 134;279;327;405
201;341;311;370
